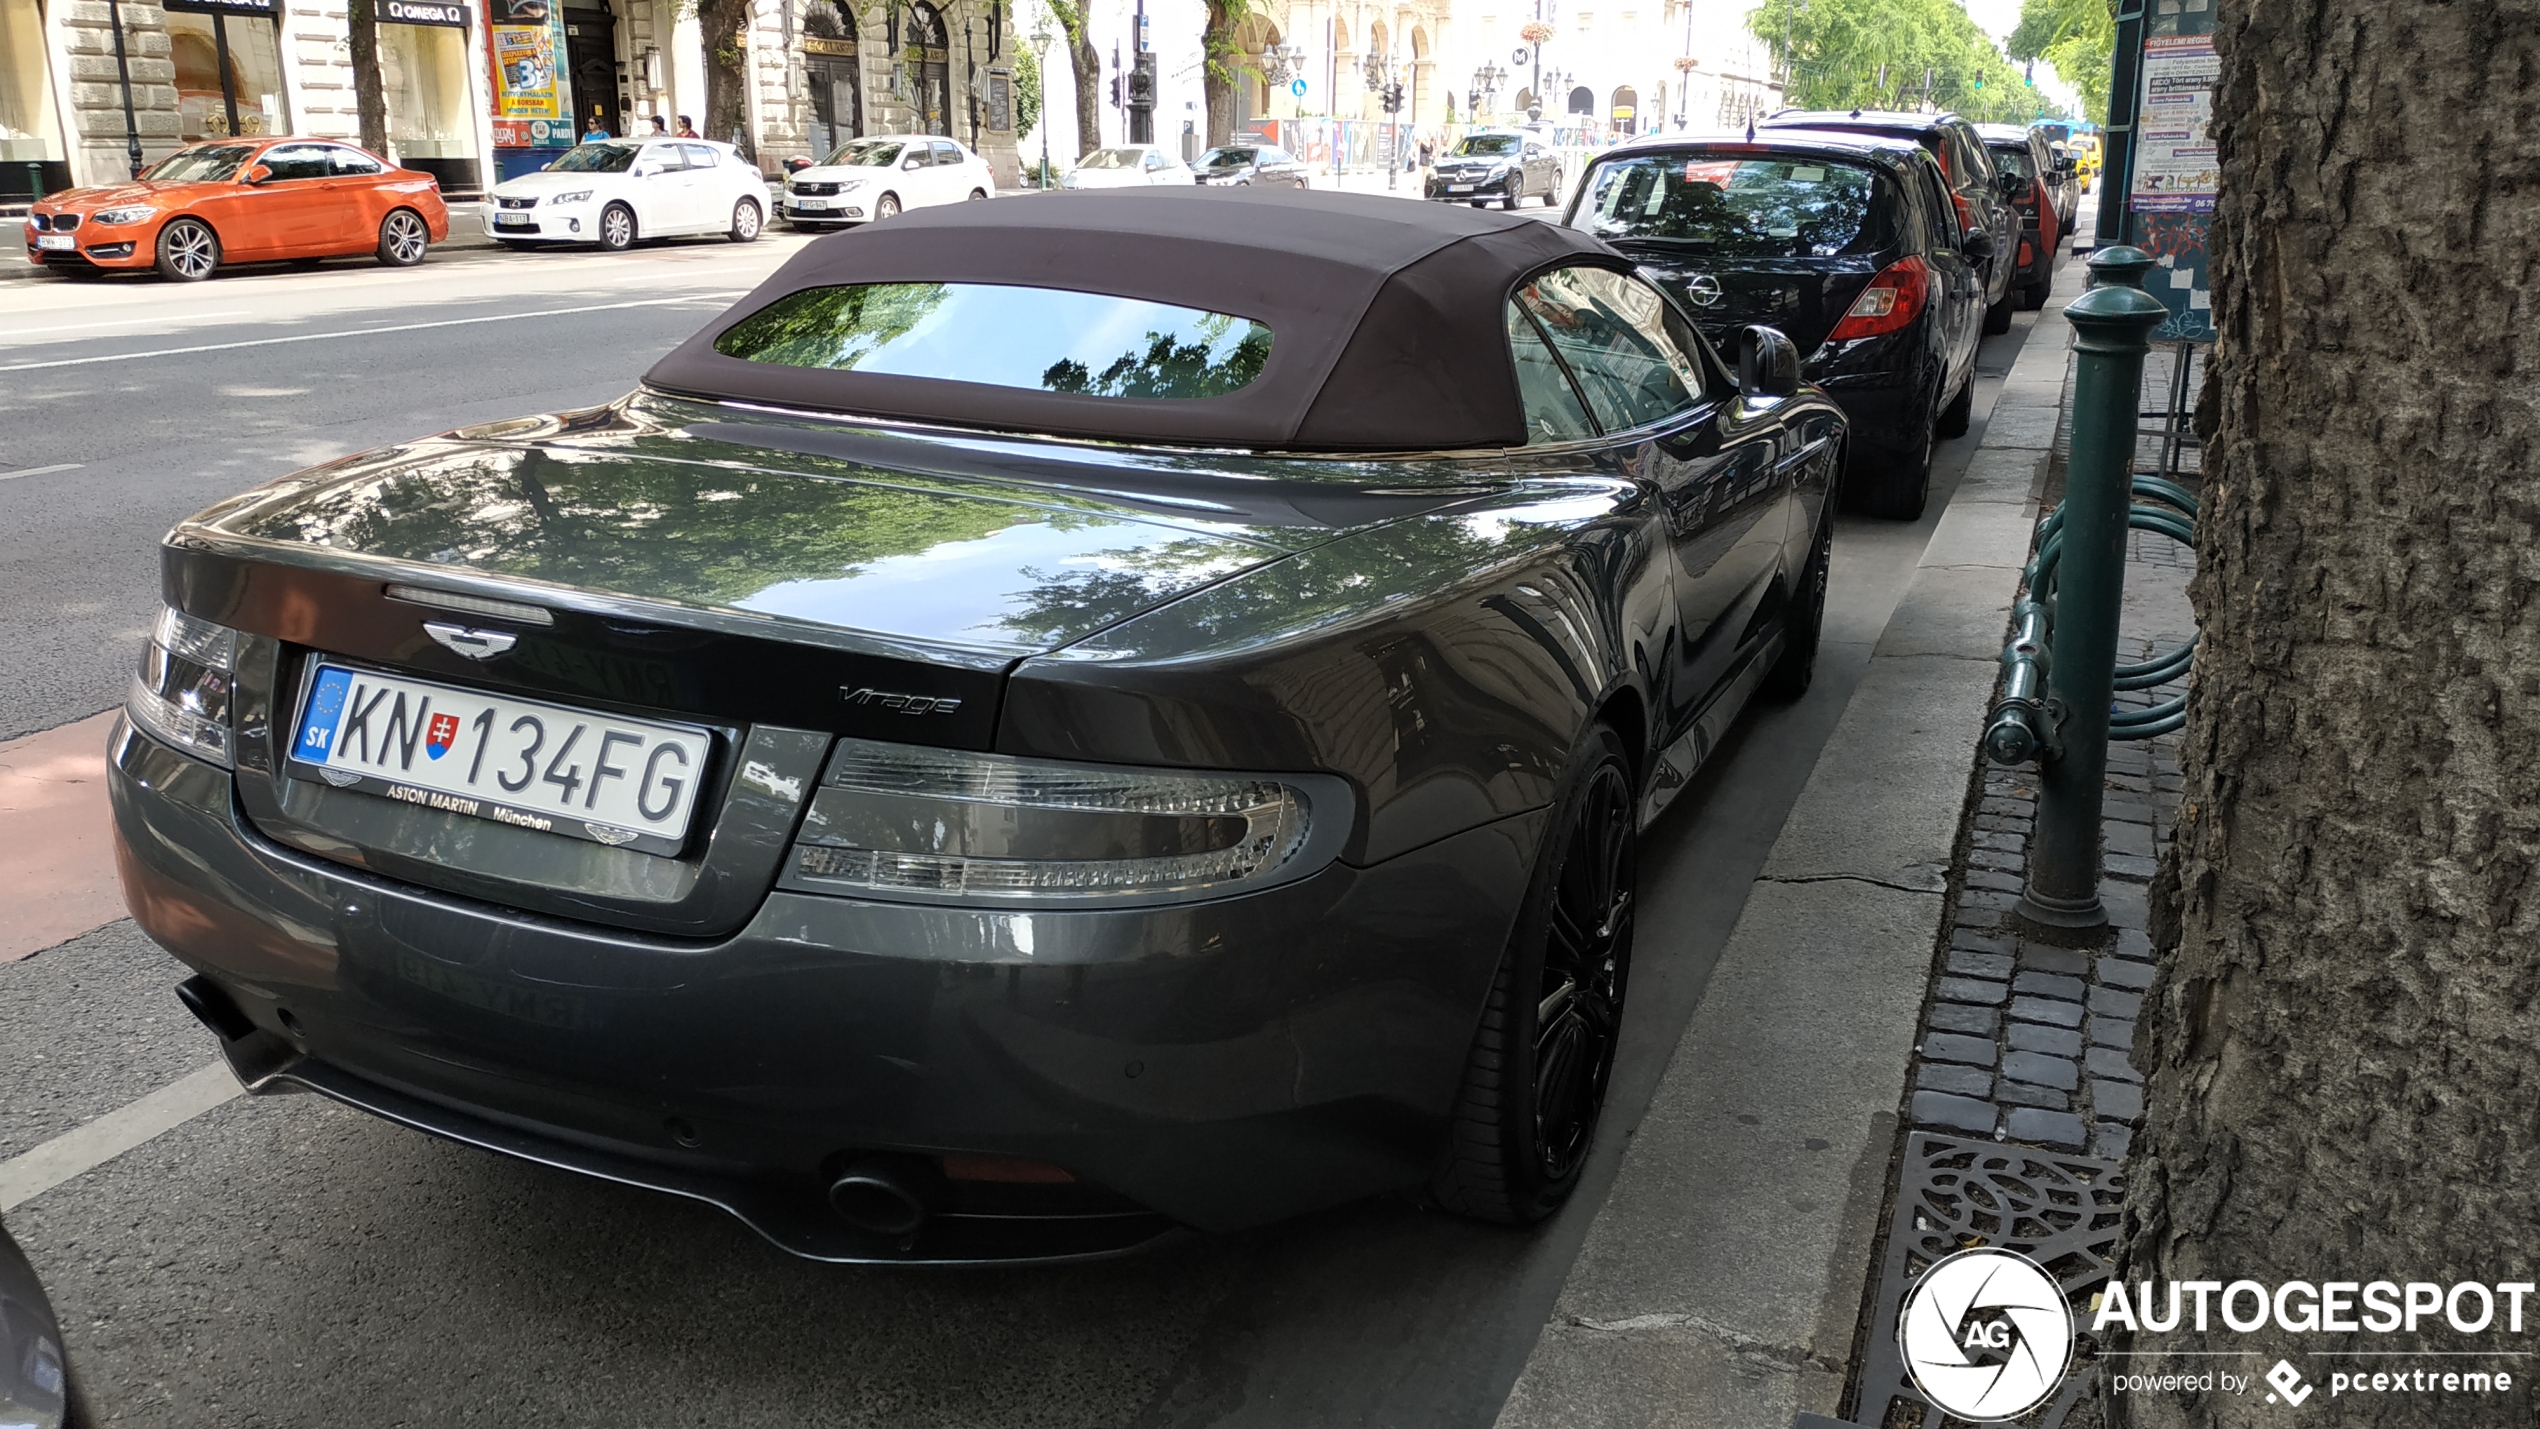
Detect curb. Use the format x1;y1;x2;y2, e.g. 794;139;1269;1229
1489;261;2088;1429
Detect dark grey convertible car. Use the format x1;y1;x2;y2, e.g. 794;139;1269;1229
113;189;1846;1263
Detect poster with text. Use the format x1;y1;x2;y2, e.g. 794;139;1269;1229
493;23;561;119
2131;34;2218;213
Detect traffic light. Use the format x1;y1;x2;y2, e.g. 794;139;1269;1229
1109;74;1121;105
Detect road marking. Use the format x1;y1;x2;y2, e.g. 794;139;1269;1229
0;463;82;481
0;292;749;373
0;1061;242;1212
1;310;251;339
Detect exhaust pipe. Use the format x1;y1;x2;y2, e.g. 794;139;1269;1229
827;1154;942;1237
176;975;257;1042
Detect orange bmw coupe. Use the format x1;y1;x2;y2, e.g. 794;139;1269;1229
26;137;450;281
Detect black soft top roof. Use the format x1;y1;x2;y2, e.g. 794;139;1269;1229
645;187;1622;452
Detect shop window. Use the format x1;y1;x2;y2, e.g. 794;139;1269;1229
165;8;290;142
1;0;69;197
382;21;477;165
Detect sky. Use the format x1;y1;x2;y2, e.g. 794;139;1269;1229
1961;0;2087;114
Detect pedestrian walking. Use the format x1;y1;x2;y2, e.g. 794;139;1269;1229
649;115;668;135
676;115;699;138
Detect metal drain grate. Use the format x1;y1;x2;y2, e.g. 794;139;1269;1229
1843;1133;2126;1428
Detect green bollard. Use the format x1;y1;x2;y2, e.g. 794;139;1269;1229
2018;247;2170;929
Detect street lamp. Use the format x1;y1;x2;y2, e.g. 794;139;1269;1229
1028;17;1054;188
1469;60;1504;122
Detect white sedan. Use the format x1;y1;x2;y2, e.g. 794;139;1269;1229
1058;144;1194;189
781;135;995;228
487;138;769;251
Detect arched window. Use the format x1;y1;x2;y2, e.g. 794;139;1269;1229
898;1;951;134
1567;85;1593;115
804;0;855;41
804;0;861;155
905;1;948;47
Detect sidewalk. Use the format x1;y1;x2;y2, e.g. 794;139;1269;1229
1492;244;2197;1428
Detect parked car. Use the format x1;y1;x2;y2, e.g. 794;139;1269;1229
1567;130;1983;519
1190;143;1310;187
1425;129;1563;208
2040;137;2082;228
1059;144;1193;188
113;188;1845;1266
0;1212;83;1429
1977;123;2065;309
488;138;766;250
782;134;994;227
1761;109;2021;334
24;137;447;281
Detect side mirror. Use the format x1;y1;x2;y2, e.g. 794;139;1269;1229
902;156;924;170
1737;325;1800;402
243;164;273;185
1962;227;1997;261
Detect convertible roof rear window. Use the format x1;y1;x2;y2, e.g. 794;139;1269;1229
714;282;1274;400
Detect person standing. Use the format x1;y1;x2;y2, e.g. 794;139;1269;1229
649;115;668;135
675;115;700;138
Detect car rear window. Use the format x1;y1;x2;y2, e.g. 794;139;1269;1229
1574;153;1893;257
714;282;1274;400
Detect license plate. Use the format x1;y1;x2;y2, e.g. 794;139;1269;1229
287;664;711;856
793;198;830;210
494;213;531;227
1447;184;1473;193
35;234;74;250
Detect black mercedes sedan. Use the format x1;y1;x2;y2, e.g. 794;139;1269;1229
1426;130;1565;208
112;189;1845;1264
1565;131;1984;519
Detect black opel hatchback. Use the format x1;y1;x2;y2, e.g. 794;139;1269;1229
1565;130;1984;519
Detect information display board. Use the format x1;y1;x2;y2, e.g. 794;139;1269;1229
2116;0;2217;342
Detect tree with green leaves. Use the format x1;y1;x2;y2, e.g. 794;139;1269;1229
1013;41;1042;138
2006;0;2112;124
1201;0;1249;148
1747;0;2057;124
1040;0;1103;161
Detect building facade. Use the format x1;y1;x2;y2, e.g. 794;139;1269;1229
1446;0;1776;138
3;0;1015;200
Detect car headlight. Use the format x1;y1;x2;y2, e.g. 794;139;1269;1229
837;178;867;192
93;205;157;225
128;605;239;768
785;738;1346;904
547;189;593;205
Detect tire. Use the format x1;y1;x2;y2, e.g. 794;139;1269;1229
1858;398;1935;521
1543;170;1562;206
2020;277;2049;311
875;193;902;220
728;197;762;242
154;217;220;282
597;202;636;252
1501;188;1519;210
1983;284;2015;334
377;207;429;266
966;188;987;201
1935;373;1975;438
1763;501;1834;701
1432;723;1638;1226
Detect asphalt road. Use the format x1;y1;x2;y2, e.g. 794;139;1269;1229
0;224;2058;1427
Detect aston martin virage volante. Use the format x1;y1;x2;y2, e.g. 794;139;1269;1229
113;189;1846;1263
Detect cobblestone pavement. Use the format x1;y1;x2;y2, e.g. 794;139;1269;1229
1827;336;2205;1429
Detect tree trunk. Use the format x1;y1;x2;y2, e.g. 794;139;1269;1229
347;0;388;156
1200;0;1238;148
2121;2;2540;1425
699;0;754;161
1068;27;1099;160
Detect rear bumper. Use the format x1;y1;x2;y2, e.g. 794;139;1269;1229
1804;333;1938;451
110;717;1539;1261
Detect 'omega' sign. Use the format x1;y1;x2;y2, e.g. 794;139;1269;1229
384;0;470;25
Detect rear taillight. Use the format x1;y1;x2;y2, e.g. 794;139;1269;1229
2018;239;2034;267
129;605;241;767
1825;256;1931;343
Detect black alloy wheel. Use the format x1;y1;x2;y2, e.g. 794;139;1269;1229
377;208;429;266
1763;501;1834;701
154;217;220;281
1935;374;1974;438
597;202;637;252
1859;393;1935;521
1434;723;1638;1224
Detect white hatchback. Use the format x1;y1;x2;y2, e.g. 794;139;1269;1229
487;139;770;250
1059;144;1194;189
782;135;995;228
